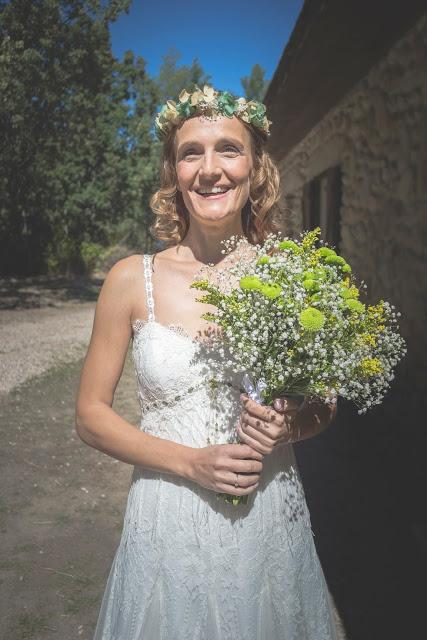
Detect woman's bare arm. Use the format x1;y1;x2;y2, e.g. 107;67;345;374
75;257;194;478
75;257;263;496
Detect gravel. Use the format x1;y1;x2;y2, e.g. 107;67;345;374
0;302;95;395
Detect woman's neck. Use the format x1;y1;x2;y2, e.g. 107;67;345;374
178;215;245;265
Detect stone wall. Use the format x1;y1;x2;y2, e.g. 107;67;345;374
275;14;427;384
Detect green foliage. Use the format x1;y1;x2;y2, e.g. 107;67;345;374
0;0;157;275
156;47;211;103
241;63;269;101
80;240;104;273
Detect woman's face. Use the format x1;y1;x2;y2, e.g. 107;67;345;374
174;115;254;228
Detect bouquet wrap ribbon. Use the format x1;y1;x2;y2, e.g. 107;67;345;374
242;374;267;404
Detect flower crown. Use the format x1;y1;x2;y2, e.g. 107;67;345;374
154;84;272;140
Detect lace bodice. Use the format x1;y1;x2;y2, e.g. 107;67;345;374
131;254;242;448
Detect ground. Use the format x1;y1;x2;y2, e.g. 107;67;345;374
0;276;139;639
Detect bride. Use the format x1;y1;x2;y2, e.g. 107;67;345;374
76;85;345;639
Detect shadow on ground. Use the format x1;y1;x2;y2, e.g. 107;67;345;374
295;390;426;640
0;275;104;310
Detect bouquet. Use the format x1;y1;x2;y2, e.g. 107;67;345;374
191;227;406;505
192;227;407;413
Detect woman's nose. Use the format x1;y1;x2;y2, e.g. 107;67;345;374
199;151;221;179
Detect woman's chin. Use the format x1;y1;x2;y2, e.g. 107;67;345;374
190;207;242;226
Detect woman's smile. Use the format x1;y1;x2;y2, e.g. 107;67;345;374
194;186;232;200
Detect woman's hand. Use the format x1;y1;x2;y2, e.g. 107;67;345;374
237;393;337;455
237;395;301;455
187;443;263;497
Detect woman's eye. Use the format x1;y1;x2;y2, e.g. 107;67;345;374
183;149;199;158
222;145;240;154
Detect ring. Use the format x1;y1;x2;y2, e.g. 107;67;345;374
234;473;239;488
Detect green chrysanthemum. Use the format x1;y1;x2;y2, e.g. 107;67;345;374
260;283;282;299
299;307;325;332
303;278;319;292
302;270;316;280
317;247;337;259
314;266;327;278
342;264;352;274
325;255;347;267
257;255;270;265
278;240;300;252
346;299;365;313
239;276;262;291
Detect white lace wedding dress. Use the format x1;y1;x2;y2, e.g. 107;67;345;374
93;254;343;640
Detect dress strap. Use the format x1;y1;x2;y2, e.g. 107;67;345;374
143;254;155;322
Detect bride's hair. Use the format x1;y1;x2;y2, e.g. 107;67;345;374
149;119;283;246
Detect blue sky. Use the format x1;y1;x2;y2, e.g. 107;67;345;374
109;0;304;95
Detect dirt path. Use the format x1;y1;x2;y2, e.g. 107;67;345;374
0;351;139;639
0;276;140;639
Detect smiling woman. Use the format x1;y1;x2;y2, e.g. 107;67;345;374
150;91;281;246
76;85;346;640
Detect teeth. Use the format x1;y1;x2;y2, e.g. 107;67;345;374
197;187;229;194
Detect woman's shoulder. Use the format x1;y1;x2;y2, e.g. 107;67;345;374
105;253;145;283
99;254;149;307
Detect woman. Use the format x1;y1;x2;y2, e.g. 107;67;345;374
76;85;345;639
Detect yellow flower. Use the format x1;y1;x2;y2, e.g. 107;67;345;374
367;301;385;322
360;358;383;377
360;333;377;347
340;285;359;300
302;227;321;249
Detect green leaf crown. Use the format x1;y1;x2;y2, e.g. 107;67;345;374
154;84;272;140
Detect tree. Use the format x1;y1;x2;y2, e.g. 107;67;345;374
0;0;158;275
156;47;211;104
241;64;269;102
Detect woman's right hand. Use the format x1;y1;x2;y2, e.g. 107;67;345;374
187;444;263;496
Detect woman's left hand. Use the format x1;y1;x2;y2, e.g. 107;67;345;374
236;394;302;456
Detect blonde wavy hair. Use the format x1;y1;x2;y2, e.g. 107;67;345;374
149;117;282;245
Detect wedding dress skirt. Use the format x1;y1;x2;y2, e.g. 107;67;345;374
93;255;342;640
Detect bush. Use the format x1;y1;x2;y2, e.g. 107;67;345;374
80;241;104;274
47;238;104;275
